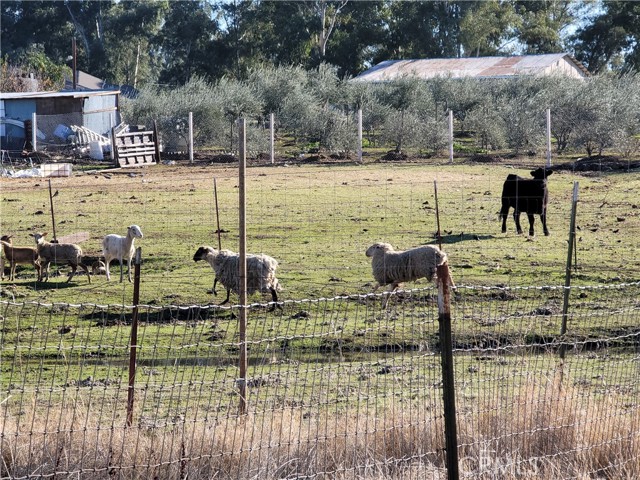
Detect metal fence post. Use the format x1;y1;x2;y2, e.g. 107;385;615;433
546;108;552;168
559;182;579;361
357;108;363;163
437;262;459;480
238;119;248;415
126;247;142;427
448;109;454;164
270;113;275;165
188;111;194;164
32;112;37;152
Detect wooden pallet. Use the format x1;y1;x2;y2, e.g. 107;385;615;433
112;122;160;167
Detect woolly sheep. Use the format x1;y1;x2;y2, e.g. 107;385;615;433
102;225;144;282
193;246;282;310
31;232;91;283
1;235;41;281
365;242;449;295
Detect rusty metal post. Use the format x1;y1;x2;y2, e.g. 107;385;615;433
437;262;459;480
126;247;142;427
238;119;248;415
48;179;57;242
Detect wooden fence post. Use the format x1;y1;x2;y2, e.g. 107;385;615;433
438;262;459;480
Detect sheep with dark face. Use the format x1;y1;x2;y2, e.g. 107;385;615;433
193;246;282;310
500;167;553;236
366;242;449;296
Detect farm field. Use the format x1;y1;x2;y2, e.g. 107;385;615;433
1;158;639;302
1;157;640;478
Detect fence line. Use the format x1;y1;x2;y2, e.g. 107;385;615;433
2;280;639;479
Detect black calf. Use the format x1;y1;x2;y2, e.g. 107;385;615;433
500;167;553;236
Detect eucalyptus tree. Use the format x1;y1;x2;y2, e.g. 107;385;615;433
460;0;521;56
322;0;388;77
513;0;589;54
382;1;471;60
102;0;167;87
572;1;640;74
156;1;224;86
1;1;73;64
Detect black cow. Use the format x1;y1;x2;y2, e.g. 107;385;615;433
500;167;553;236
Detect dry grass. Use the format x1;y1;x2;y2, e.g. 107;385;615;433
2;374;638;479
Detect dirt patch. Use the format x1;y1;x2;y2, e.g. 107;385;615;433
469;154;505;163
380;150;408;161
554;155;640;172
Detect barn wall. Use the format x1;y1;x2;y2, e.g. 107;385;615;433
83;94;118;136
545;59;586;79
3;99;37;122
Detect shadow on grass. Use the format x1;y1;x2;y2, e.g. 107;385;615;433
82;305;237;326
435;233;497;244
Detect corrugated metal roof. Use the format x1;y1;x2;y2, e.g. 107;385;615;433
0;89;120;101
353;54;589;82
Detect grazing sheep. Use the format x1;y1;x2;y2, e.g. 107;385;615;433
193;246;282;310
1;235;41;281
102;225;144;282
30;232;90;283
500;167;553;236
365;242;449;299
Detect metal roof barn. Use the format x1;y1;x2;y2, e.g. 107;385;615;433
353;53;590;82
0;89;120;151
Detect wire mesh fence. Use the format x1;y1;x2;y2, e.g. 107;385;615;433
1;281;639;479
1;158;639;477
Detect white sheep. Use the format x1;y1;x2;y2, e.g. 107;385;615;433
102;225;144;282
31;232;90;283
1;235;41;281
365;242;449;301
193;246;282;310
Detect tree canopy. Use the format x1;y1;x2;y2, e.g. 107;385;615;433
1;0;639;90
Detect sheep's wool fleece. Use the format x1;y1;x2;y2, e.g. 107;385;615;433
212;249;280;295
367;243;447;286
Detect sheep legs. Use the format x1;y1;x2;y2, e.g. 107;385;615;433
66;262;91;284
105;258;132;283
216;287;282;311
268;287;283;311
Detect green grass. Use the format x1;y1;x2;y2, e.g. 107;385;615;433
1;159;639;412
